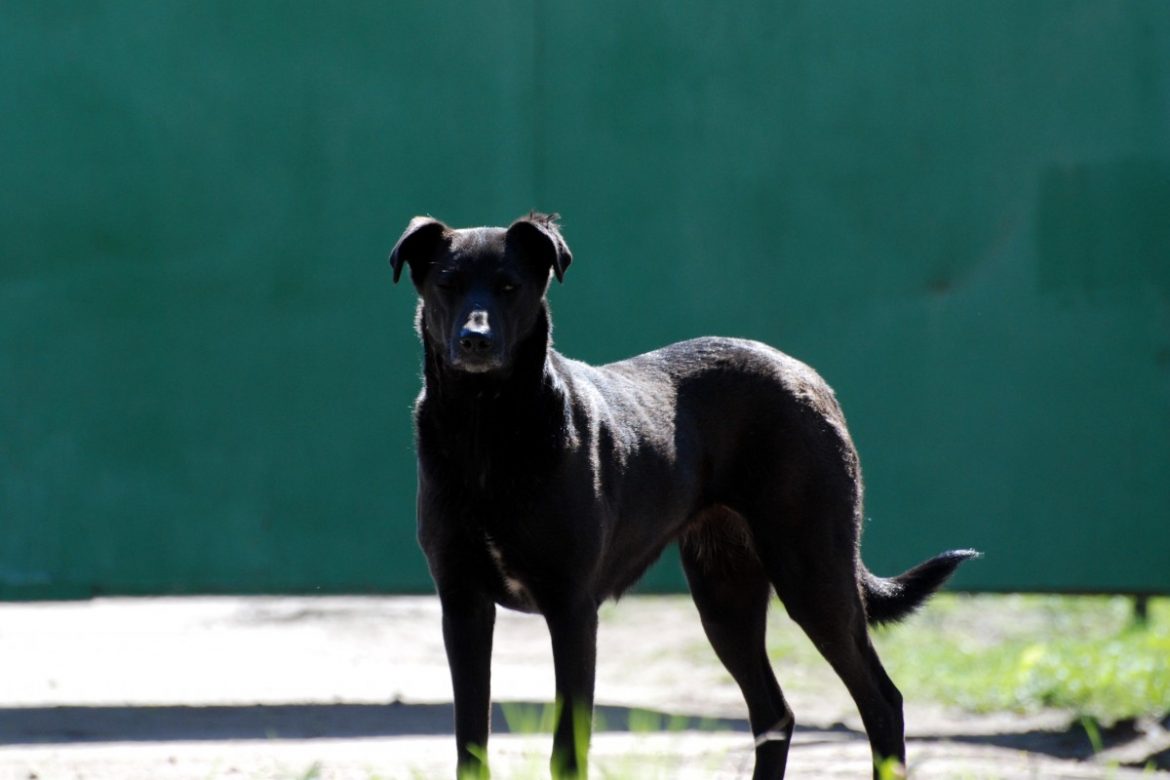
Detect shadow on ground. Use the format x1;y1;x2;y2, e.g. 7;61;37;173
925;717;1170;771
7;703;1166;770
0;703;751;745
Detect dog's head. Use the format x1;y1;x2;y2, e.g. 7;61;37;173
390;212;572;374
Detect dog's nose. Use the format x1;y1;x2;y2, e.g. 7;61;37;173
459;330;492;354
458;310;493;354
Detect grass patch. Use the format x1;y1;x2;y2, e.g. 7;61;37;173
763;594;1170;724
872;594;1170;723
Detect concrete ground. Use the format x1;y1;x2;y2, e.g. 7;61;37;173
0;596;1166;779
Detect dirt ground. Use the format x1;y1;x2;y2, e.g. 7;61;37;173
1;596;1167;779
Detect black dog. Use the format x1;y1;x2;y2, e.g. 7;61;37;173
390;212;976;779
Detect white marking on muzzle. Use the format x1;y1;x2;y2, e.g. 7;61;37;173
463;309;490;334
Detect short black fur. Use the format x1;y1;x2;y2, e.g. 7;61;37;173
390;212;978;779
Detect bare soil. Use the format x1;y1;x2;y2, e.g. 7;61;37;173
1;596;1166;779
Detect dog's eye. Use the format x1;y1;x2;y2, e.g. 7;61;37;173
500;281;520;293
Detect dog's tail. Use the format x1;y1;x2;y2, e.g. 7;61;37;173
861;549;980;626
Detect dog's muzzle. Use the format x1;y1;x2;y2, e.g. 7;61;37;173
450;310;502;372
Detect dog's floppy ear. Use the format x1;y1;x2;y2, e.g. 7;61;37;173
506;211;573;283
389;216;449;285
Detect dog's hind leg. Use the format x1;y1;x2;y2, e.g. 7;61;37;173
680;510;794;779
752;499;907;779
785;578;905;778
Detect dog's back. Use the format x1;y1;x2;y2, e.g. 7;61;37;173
538;335;864;602
580;335;856;490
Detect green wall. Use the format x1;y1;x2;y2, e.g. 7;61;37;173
2;2;1168;598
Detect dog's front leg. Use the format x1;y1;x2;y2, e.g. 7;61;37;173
544;599;598;779
440;590;496;779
